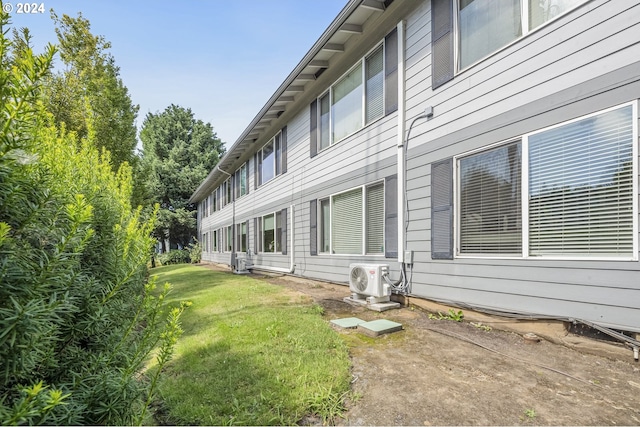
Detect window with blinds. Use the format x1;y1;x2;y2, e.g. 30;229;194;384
318;182;385;255
332;188;363;254
456;103;636;259
528;105;634;257
365;46;384;125
366;183;385;254
459;142;522;255
316;42;386;152
319;94;331;151
332;64;363;143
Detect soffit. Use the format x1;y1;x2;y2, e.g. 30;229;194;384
190;0;395;203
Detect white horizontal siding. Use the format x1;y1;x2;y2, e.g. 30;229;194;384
196;0;640;332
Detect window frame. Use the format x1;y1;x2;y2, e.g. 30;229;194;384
316;41;386;152
454;0;588;73
454;101;638;261
257;130;283;187
223;225;233;253
202;231;209;253
318;181;386;256
234;162;248;199
259;211;283;254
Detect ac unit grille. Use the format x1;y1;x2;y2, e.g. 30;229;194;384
350;266;368;292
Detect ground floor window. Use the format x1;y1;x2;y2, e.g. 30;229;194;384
260;212;283;253
224;225;232;252
235;222;247;253
320;182;384;255
459;142;522;255
455;102;637;259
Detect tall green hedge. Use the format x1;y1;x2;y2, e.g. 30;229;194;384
0;13;184;425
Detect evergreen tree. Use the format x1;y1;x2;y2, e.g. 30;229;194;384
140;104;225;250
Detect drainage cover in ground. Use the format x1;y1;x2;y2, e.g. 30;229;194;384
357;319;403;337
330;317;366;329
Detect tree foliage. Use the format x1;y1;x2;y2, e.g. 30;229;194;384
42;12;139;172
0;11;185;425
140;104;224;249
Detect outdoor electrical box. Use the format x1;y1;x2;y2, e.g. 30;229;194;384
404;250;414;265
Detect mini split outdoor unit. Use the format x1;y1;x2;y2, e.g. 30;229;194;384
348;263;391;303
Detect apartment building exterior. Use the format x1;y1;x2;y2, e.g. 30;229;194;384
191;0;640;333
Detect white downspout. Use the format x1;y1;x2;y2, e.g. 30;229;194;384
396;20;406;264
216;165;234;266
249;204;296;274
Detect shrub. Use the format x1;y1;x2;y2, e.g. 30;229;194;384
0;13;185;425
158;249;192;265
189;241;202;263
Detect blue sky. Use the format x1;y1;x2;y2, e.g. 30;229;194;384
8;0;347;148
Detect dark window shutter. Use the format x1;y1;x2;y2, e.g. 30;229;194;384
218;228;222;252
231;174;236;202
281;126;288;174
432;0;454;90
258;217;263;253
310;100;318;158
231;223;236;253
253;218;258;253
281;208;288;255
309;199;317;255
253;154;258;190
244;163;249;195
431;158;453;259
234;223;239;252
384;174;398;258
257;151;262;186
244;220;249;252
384;28;398;115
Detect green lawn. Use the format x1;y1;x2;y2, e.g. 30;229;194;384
148;265;352;426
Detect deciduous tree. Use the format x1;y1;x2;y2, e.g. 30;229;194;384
43;12;139;172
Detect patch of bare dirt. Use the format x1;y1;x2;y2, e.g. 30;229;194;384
264;275;639;425
203;265;640;426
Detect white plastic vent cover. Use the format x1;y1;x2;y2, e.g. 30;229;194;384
348;263;390;298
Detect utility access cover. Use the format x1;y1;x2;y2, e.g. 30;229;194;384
330;317;365;329
357;319;403;337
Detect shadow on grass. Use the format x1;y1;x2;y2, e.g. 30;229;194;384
157;339;303;425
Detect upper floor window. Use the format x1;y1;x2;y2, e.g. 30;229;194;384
226;177;232;204
317;44;384;150
432;0;586;88
458;0;585;70
234;163;248;199
257;130;284;186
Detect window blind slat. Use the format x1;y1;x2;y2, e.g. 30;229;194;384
332;188;363;254
366;183;384;254
528;105;633;257
459;142;522;254
365;46;384;124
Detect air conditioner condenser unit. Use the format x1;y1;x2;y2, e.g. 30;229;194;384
348;263;390;301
